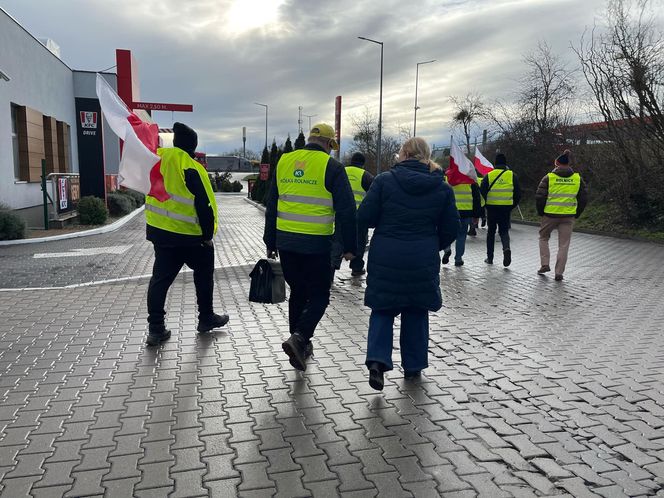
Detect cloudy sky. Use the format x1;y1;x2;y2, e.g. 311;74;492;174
3;0;611;155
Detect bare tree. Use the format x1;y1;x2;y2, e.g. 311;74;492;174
574;0;664;222
349;107;401;175
449;93;485;155
521;41;576;140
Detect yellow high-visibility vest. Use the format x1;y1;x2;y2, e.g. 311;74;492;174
145;147;218;236
486;169;514;206
276;149;334;235
345;166;365;208
451;183;473;211
544;172;580;215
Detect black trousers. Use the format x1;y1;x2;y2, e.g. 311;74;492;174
279;250;332;341
147;244;214;327
486;206;512;258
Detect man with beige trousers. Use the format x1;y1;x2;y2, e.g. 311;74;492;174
535;150;588;281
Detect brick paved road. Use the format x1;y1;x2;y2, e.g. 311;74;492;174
0;194;663;497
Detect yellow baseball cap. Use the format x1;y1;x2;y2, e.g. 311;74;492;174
309;123;339;150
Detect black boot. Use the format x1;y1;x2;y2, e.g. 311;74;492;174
368;362;384;391
146;325;171;346
282;333;308;371
197;313;229;333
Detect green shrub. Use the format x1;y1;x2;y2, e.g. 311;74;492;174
118;188;145;207
208;175;218;192
78;196;108;225
107;192;135;216
232;180;243;192
0;204;26;240
221;180;233;192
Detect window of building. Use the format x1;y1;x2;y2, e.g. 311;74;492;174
11;104;21;180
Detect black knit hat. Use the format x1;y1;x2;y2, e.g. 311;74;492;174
350;152;366;167
555;149;571;166
495;153;507;166
173;122;198;157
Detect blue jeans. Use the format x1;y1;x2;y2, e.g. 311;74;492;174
444;217;470;262
365;308;429;372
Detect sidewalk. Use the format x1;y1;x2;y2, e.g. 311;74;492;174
0;195;663;497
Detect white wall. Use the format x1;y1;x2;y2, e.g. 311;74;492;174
0;8;79;210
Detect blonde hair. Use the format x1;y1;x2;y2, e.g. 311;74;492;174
400;137;441;172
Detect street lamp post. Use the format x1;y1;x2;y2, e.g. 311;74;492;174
303;114;317;131
358;36;384;174
254;102;268;150
413;59;436;137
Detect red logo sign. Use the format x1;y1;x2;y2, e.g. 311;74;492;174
259;163;269;181
80;111;98;129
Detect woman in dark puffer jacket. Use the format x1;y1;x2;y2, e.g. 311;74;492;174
357;137;459;390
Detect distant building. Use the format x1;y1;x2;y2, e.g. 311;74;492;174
206;156;255;172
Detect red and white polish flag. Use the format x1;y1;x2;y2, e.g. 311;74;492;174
473;147;494;176
96;74;168;201
446;142;477;185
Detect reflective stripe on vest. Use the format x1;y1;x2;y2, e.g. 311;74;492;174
451;183;473;211
345;166;366;208
145;147;218;236
544;172;580;215
486;169;514;206
276;149;334;235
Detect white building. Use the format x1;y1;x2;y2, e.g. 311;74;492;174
0;7;120;226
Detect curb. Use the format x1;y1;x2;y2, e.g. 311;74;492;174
0;206;145;246
243;197;266;212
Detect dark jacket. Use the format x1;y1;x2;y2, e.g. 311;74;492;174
357;160;459;312
263;143;357;255
480;165;522;209
146;147;215;246
360;170;374;192
536;166;588;218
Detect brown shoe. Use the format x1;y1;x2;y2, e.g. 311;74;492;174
554;274;564;281
537;265;551;274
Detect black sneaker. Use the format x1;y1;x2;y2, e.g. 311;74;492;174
404;370;421;380
197;313;229;333
368;363;384;391
468;227;477;237
282;333;307;371
503;249;511;267
484;257;493;265
481;219;486;227
146;327;171;346
454;260;464;267
442;250;452;265
351;268;366;277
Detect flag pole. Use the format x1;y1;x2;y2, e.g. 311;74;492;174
505;165;525;220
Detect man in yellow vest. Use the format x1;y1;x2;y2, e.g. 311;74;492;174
145;122;229;346
331;152;374;277
264;123;357;371
480;153;521;266
442;176;482;266
535;150;588;281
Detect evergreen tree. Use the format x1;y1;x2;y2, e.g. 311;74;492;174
294;131;306;150
284;135;293;153
251;146;271;204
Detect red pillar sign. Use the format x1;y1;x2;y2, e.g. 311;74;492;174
335;96;342;160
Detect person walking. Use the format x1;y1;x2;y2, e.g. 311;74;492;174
331;152;374;277
264;123;357;371
536;150;588;281
145;122;229;346
358;137;458;391
442;174;482;266
480;153;521;266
